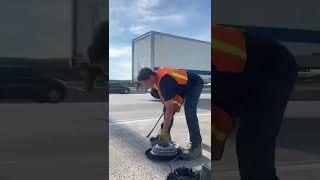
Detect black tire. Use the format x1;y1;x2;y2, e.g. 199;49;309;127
121;89;130;94
123;88;130;94
47;88;64;103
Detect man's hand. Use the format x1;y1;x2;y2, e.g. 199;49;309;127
159;129;170;146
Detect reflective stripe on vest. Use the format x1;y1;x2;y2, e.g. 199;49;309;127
213;39;247;60
169;72;188;81
212;25;247;73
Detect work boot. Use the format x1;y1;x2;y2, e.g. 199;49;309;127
181;143;202;161
149;135;159;146
149;135;172;147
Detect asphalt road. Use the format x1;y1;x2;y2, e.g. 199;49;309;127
214;101;320;179
291;82;320;101
0;102;107;180
109;93;212;180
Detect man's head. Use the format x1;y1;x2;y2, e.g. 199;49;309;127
137;67;156;88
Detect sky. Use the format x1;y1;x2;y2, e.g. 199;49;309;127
109;0;211;80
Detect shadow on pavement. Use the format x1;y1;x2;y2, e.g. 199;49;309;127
148;99;162;102
226;117;320;156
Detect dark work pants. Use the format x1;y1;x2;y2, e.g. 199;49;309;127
236;33;297;180
184;82;204;145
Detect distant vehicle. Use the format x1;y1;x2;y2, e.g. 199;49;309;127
108;83;131;94
0;66;67;103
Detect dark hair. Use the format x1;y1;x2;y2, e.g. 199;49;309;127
87;21;108;63
137;67;155;81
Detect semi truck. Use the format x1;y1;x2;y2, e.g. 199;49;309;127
132;31;211;83
0;0;107;68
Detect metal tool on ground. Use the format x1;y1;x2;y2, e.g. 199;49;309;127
146;112;164;138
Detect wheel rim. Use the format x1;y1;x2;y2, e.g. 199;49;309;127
48;90;61;102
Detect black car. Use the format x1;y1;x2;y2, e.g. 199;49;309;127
0;66;67;103
108;83;130;94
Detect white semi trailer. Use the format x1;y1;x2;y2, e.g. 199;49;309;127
132;31;211;82
0;0;107;67
213;0;320;77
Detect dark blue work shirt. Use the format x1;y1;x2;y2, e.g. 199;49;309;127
160;72;204;101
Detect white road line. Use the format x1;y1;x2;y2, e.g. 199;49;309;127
110;113;211;125
202;149;212;160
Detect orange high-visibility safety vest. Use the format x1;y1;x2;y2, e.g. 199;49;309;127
212;25;247;159
212;106;233;141
212;106;234;160
154;67;188;113
212;25;247;73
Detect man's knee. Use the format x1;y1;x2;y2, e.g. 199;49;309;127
184;105;197;116
184;98;199;110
